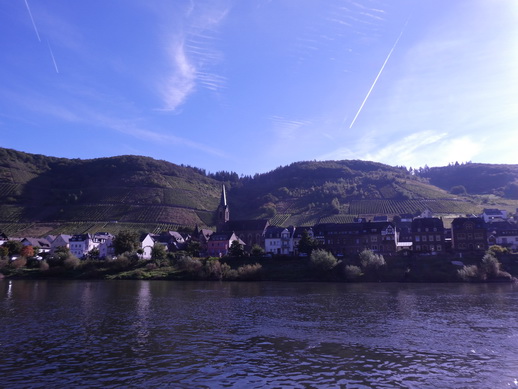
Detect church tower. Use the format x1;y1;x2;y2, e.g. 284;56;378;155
217;184;230;229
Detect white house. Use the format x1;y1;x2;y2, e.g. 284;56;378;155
264;226;295;255
47;234;72;253
140;233;156;259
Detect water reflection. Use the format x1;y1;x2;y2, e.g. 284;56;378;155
1;280;518;388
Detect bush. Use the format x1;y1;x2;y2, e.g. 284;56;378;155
344;265;362;280
236;263;262;280
175;256;203;273
11;257;27;269
458;250;513;282
457;265;479;281
64;256;81;270
310;249;339;271
359;249;386;269
39;260;50;272
480;252;500;277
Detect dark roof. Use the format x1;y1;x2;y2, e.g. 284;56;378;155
411;217;444;231
221;219;269;232
451;217;487;229
483;208;503;215
314;222;395;236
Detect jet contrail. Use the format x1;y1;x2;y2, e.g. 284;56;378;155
47;40;59;73
349;18;410;129
24;0;41;42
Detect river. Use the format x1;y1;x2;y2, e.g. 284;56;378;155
1;280;518;388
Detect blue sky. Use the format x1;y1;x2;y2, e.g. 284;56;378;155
2;0;517;176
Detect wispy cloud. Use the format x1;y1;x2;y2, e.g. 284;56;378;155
158;2;229;112
160;41;196;112
270;116;313;141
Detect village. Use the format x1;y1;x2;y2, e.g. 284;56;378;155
1;185;517;262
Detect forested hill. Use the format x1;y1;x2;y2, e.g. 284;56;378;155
0;147;517;237
416;163;518;198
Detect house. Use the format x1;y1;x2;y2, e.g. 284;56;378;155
21;237;51;254
48;234;72;253
192;225;214;256
0;231;9;246
207;232;245;257
69;232;114;258
94;232;115;258
264;225;295;255
481;208;508;223
451;217;488;252
487;220;518;251
411;217;445;254
314;222;397;256
140;233;156;259
69;234;96;258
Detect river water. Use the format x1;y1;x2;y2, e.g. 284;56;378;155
1;280;518;388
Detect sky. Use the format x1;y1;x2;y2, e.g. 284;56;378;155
1;0;517;176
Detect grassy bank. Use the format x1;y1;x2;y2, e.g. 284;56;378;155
2;251;517;283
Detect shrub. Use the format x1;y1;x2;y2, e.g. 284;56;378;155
64;256;81;270
39;260;50;272
108;256;132;271
310;249;339;271
237;263;262;280
480;252;500;277
344;265;362;280
359;249;386;269
457;265;479;281
175;256;203;273
11;257;27;269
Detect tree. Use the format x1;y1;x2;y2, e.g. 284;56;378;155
186;240;201;257
0;246;8;259
113;230;140;255
297;230;319;255
450;185;467;195
251;244;265;257
20;245;35;258
229;240;245;257
151;242;167;260
87;247;100;260
310;249;338;271
359;249;386;269
3;240;23;256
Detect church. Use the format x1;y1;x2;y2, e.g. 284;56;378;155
215;185;269;251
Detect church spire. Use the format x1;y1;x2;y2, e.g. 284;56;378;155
220;184;227;207
217;184;230;229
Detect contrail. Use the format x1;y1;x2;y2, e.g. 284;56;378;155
24;0;41;42
47;40;59;73
349;18;410;129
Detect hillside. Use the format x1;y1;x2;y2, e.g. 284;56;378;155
0;148;221;236
1;148;517;237
417;163;518;198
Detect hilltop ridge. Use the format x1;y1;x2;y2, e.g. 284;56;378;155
1;147;517;237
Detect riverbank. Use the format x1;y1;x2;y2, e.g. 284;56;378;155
2;252;518;283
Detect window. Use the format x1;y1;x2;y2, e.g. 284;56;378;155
436;235;441;241
429;235;434;241
422;235;427;242
415;236;420;242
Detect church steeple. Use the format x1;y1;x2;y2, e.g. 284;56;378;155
217;184;229;228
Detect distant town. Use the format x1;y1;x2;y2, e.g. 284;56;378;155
1;185;517;262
